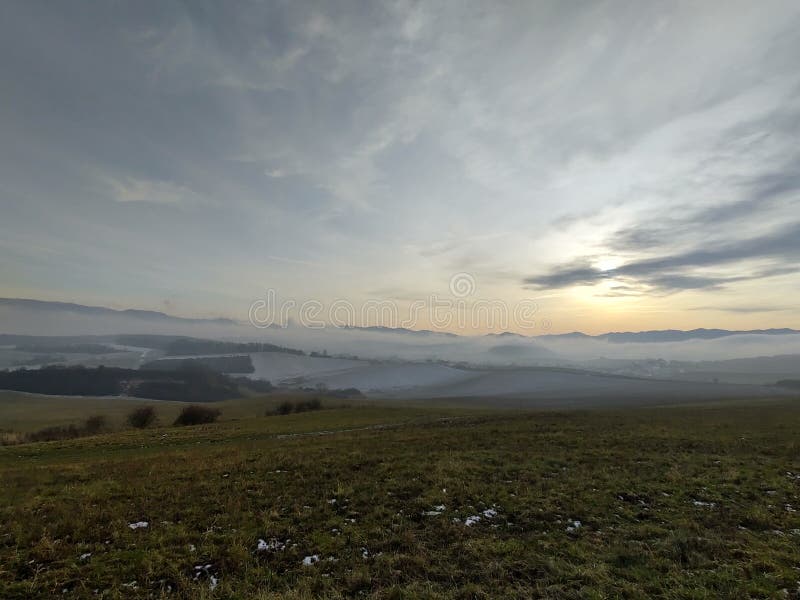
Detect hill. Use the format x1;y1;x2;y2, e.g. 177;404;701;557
1;400;799;597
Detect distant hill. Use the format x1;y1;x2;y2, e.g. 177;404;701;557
341;325;459;338
115;335;304;356
539;328;800;343
776;379;800;390
1;298;798;347
0;365;241;402
142;354;255;374
345;324;800;343
0;298;238;326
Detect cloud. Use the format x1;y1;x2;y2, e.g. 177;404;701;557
106;176;199;205
525;222;800;293
689;305;793;314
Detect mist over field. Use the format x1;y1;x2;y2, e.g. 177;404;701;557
1;299;798;401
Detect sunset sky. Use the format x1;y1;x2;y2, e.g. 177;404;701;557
1;1;799;334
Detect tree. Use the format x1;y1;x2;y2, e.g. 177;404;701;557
84;415;107;434
127;406;157;429
173;405;221;426
274;401;294;415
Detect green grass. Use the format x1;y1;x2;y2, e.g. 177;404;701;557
1;400;799;598
0;390;371;434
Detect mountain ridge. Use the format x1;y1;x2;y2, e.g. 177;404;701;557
1;299;798;341
0;298;239;326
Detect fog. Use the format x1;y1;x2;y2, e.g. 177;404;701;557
3;301;800;367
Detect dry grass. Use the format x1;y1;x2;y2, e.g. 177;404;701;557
1;400;799;598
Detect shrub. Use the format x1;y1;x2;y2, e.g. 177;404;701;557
329;387;364;399
84;415;107;435
296;397;322;412
274;401;295;416
269;397;323;415
173;405;221;426
26;425;81;443
127;406;157;429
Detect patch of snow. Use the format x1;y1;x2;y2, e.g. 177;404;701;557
691;500;716;508
302;555;320;566
462;506;500;526
193;563;218;589
79;553;91;561
423;504;446;517
566;520;582;533
128;521;149;530
257;538;286;552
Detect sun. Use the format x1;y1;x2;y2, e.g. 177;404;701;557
593;256;622;272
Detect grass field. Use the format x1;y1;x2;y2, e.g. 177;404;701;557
0;390;373;434
1;398;800;598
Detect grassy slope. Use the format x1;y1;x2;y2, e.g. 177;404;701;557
1;401;799;598
0;390;370;433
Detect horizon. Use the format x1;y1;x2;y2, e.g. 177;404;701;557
1;296;799;339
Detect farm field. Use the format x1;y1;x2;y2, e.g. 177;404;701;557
1;399;800;598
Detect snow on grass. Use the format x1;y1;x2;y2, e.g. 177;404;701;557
691;500;717;508
257;538;287;552
566;520;582;533
127;521;148;530
302;555;320;566
423;504;446;516
458;506;500;526
193;564;219;590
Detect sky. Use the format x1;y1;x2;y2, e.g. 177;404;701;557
1;1;799;335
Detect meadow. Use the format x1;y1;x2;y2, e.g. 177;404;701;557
1;397;799;598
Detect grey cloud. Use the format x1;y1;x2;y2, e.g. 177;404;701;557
689;305;793;314
525;222;800;292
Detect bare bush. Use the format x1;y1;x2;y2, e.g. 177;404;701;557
173;405;221;426
127;406;157;429
84;415;107;434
